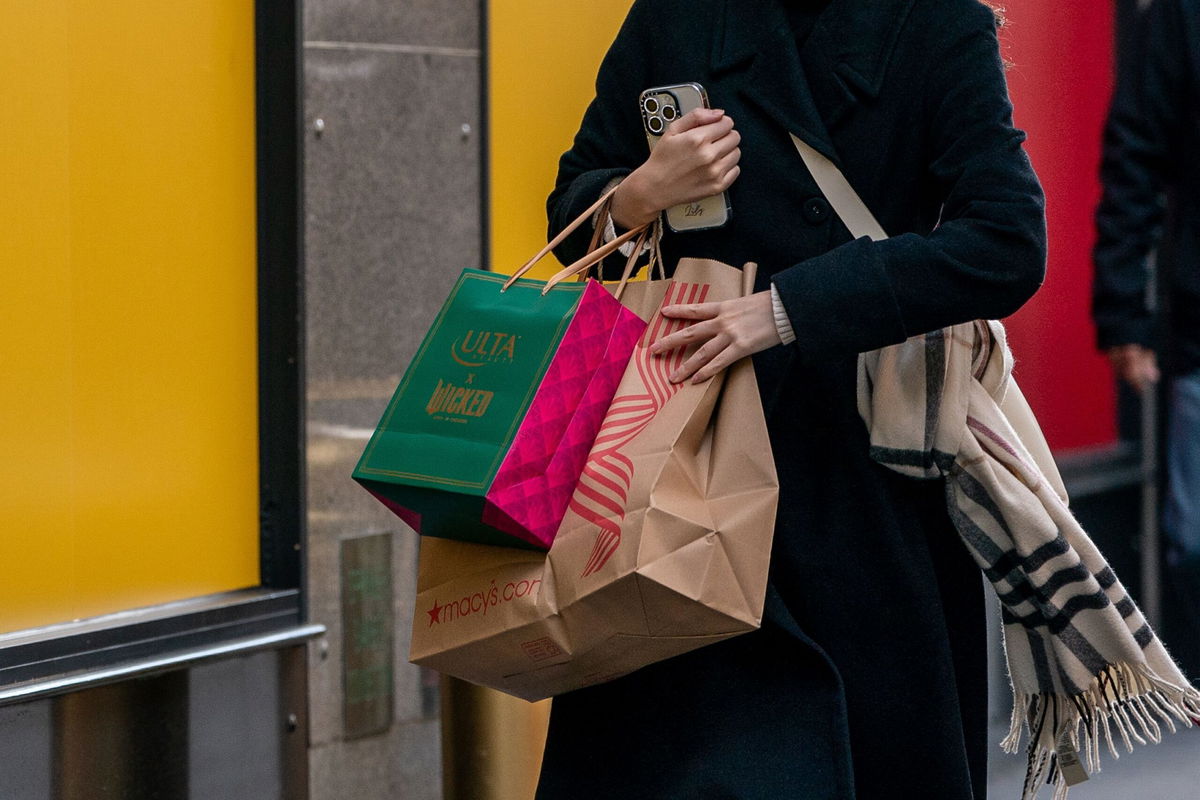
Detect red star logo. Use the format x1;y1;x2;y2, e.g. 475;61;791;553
427;600;442;627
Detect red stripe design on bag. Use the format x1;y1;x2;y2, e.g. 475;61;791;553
570;282;711;577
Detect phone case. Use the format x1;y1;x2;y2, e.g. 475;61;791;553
639;83;732;232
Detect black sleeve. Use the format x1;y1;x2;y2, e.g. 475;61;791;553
772;1;1047;354
546;0;656;273
1091;0;1184;350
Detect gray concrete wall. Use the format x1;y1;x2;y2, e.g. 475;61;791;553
302;1;482;796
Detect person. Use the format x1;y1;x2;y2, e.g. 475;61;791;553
539;1;1046;798
1093;0;1200;608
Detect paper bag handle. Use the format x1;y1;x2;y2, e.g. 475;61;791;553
502;184;651;291
545;213;667;298
742;262;757;298
584;187;666;285
610;223;655;301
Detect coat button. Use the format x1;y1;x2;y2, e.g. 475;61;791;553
802;197;831;225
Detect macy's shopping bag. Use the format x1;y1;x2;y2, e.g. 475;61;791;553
410;258;779;700
353;189;649;550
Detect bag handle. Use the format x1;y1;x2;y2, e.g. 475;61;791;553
607;225;652;301
566;182;663;290
586;191;609;255
502;183;651;291
742;261;757;298
536;226;649;293
611;218;669;301
545;213;667;298
584;186;664;285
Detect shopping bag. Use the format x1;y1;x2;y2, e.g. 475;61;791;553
353;190;649;550
410;258;779;700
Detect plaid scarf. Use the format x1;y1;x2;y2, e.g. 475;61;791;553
858;320;1200;800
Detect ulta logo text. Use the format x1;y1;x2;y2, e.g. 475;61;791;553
451;330;518;367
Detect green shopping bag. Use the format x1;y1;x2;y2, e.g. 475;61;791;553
353;188;649;549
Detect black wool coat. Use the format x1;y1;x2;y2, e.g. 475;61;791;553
1093;0;1200;375
537;1;1047;798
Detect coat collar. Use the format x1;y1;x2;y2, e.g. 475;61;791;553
711;0;915;165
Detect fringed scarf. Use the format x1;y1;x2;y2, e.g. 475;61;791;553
858;319;1200;800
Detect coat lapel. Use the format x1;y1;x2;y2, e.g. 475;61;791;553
803;0;916;127
710;0;917;167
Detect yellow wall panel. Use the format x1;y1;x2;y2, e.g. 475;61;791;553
487;0;634;279
0;4;78;633
0;1;260;632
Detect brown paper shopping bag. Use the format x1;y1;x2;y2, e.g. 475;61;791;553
409;258;779;701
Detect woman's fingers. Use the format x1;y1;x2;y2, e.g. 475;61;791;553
696;114;735;143
700;133;741;190
666;107;725;136
669;333;732;384
709;128;742;159
709;148;741;190
660;301;722;321
654;301;734;383
652;292;781;383
712;141;741;171
719;165;741;192
689;346;740;384
667;110;734;146
650;316;717;355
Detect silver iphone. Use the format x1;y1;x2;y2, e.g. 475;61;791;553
639;83;732;232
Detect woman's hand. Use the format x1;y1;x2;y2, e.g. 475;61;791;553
611;107;742;229
649;291;781;384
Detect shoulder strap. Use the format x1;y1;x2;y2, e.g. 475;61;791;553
789;133;887;242
790;133;1069;502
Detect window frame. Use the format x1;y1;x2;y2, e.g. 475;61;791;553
0;0;315;703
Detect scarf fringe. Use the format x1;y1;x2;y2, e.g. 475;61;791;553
1002;662;1200;800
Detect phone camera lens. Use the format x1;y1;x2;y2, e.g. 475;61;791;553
643;97;660;115
661;105;677;121
647;116;665;134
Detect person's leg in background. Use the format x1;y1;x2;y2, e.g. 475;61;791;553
1163;369;1200;680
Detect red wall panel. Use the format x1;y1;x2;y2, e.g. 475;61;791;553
1001;1;1119;450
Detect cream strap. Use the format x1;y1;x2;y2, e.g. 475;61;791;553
788;134;887;242
501;182;651;291
787;133;1068;502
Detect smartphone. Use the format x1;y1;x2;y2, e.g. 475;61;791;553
638;83;732;232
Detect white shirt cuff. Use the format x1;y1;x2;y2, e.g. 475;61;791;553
770;283;796;345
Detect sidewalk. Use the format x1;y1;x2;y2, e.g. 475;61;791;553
987;722;1200;799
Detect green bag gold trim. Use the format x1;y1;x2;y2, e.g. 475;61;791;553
353;269;586;494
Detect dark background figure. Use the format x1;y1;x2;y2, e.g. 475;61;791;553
1092;0;1200;674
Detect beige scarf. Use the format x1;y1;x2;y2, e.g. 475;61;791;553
860;320;1200;799
789;135;1200;799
